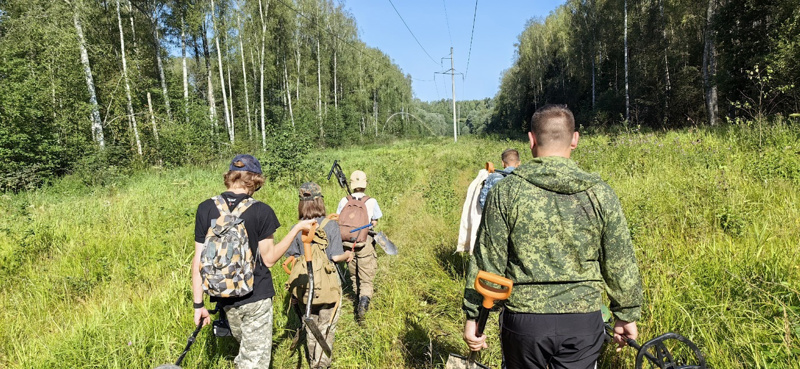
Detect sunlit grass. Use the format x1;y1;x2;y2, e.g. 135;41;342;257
0;123;798;368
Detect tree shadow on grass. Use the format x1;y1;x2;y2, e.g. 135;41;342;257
400;313;465;368
434;242;470;281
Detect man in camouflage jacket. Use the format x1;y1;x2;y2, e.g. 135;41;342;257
462;105;643;369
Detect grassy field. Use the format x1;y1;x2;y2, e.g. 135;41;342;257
1;123;799;368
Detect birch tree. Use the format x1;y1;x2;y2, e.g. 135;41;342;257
702;0;718;125
68;0;104;148
116;0;142;155
210;0;233;144
236;4;253;139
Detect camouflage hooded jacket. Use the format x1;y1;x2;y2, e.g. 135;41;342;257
462;156;643;322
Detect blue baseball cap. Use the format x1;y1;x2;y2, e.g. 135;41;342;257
229;154;262;174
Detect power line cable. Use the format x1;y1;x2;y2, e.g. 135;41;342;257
386;0;439;65
442;0;454;47
464;0;478;79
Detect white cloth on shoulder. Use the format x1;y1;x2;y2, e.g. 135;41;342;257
457;169;488;253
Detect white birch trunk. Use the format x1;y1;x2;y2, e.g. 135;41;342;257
227;58;235;133
660;0;671;117
127;0;136;51
258;0;269;151
181;14;189;124
702;0;718;125
237;11;253;139
211;0;233;144
624;0;630;122
202;21;218;134
249;47;259;138
316;36;323;140
147;92;159;142
284;54;295;128
116;0;142;155
154;25;172;122
71;2;105;148
296;27;301;102
333;49;338;109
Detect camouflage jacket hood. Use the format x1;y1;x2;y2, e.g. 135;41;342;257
511;156;601;194
462;156;643;323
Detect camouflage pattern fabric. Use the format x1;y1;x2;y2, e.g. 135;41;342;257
345;236;377;298
224;297;274;369
201;196;258;298
305;296;342;369
463;156;643;323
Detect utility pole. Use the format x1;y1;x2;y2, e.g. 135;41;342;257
451;47;457;142
436;48;462;142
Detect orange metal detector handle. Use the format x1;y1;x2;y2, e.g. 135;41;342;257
282;255;297;275
301;223;318;262
327;213;339;221
485;162;496;173
474;271;514;310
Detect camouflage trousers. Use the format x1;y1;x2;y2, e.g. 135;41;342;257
223;298;274;369
305;297;342;369
346;237;377;298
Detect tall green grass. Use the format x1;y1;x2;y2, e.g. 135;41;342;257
0;123;798;368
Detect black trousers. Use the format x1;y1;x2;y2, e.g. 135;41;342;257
501;310;605;369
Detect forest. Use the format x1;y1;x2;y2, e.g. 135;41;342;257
488;0;800;133
0;0;414;192
3;0;798;190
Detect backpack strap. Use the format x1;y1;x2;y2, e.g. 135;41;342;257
319;218;331;230
212;196;231;216
313;218;331;250
231;197;258;217
349;194;370;202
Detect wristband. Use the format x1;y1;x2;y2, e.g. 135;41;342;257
193;302;204;309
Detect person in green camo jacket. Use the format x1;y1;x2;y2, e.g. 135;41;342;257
462;105;643;369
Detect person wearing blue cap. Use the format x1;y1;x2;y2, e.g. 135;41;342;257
191;154;316;369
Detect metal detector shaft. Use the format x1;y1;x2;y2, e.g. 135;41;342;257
604;323;657;363
175;323;203;366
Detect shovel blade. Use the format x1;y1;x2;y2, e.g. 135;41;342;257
445;353;491;369
374;232;398;255
304;317;333;358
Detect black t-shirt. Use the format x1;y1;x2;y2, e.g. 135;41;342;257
195;191;280;308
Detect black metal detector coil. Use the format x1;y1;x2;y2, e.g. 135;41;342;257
605;323;707;369
327;160;351;195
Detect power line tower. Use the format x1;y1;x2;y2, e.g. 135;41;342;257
436;47;462;142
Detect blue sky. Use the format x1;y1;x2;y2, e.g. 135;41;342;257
343;0;565;102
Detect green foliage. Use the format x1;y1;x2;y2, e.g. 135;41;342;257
1;125;798;368
488;0;800;134
0;0;414;192
259;130;313;180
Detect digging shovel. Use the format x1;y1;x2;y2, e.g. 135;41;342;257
300;223;333;358
372;231;397;255
446;271;513;369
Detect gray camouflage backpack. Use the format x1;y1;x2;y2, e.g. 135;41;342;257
200;196;259;298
